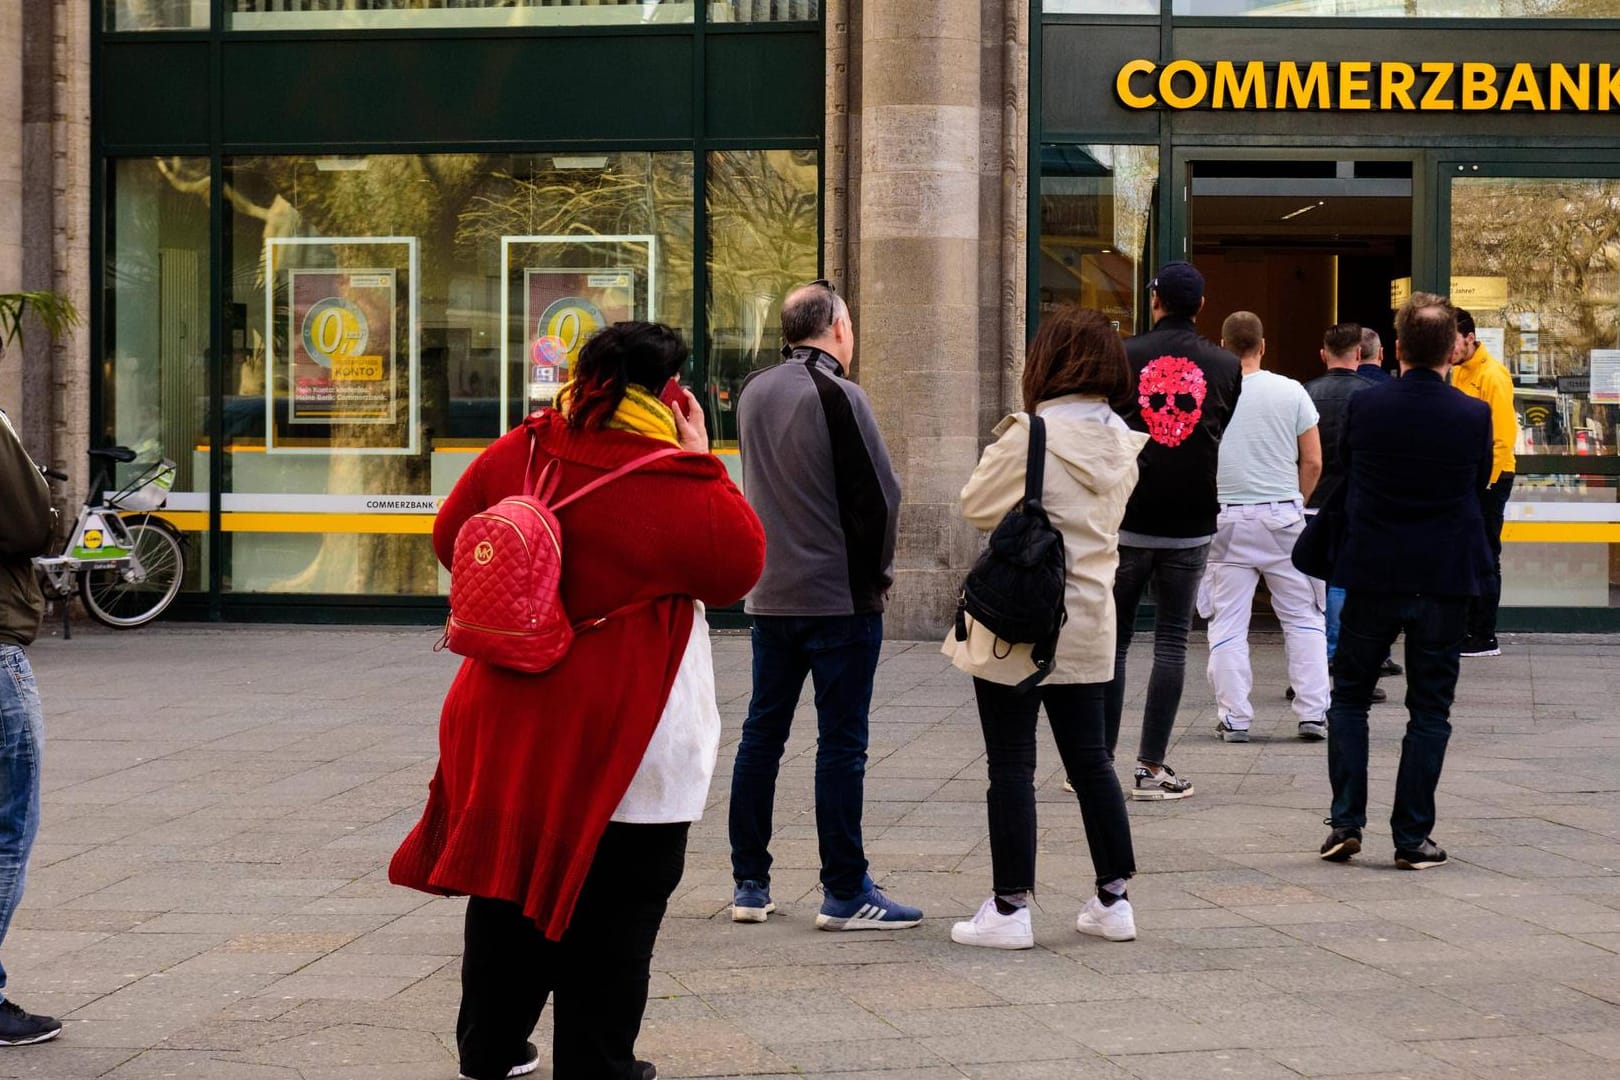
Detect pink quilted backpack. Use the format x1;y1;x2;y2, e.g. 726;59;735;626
440;436;682;674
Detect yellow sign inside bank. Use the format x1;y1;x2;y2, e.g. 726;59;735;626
1116;60;1620;112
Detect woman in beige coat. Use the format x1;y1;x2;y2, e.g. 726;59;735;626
944;306;1149;950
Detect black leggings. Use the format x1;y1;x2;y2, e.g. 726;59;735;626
973;679;1136;893
456;821;690;1080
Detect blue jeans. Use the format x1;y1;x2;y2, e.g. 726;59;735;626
1105;543;1210;766
1325;586;1346;658
0;646;43;1002
1327;592;1466;851
728;614;881;900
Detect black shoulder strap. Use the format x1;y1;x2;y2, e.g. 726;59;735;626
1023;413;1046;509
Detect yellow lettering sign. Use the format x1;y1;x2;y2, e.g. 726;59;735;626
1380;62;1418;110
1500;64;1546;111
1551;63;1589;110
1420;63;1456;109
1601;63;1620;110
1159;59;1209;109
1116;59;1157;108
1277;61;1331;109
1461;63;1499;110
1213;60;1267;109
332;356;385;382
1338;61;1373;110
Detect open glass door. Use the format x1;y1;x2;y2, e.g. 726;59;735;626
1444;162;1620;614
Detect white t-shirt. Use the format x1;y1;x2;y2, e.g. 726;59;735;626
1216;370;1319;505
611;603;721;824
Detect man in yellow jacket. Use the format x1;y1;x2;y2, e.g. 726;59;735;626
1450;309;1517;657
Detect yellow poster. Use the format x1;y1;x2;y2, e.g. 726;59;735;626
1449;277;1510;311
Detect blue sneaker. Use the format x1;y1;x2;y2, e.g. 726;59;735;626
732;879;775;923
815;883;923;931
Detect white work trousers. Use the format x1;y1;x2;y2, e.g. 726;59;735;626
1201;502;1330;727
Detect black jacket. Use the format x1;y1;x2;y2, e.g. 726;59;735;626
0;411;52;648
1119;317;1244;539
1303;368;1375;510
1335;368;1494;597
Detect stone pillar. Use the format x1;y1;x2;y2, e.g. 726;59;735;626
834;0;1028;640
852;0;985;640
0;3;22;415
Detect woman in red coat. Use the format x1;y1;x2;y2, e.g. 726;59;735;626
391;322;764;1080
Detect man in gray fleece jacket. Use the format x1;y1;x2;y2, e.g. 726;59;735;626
727;281;923;932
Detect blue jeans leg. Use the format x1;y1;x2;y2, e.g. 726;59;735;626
806;615;881;900
1326;593;1399;831
728;618;812;888
1391;597;1466;851
0;646;44;1002
1325;586;1346;660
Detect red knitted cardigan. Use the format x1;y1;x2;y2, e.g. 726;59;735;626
389;412;764;940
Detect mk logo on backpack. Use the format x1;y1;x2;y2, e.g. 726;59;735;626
439;435;682;674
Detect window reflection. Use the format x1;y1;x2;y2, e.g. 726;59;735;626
105;0;210;31
1172;0;1620;14
227;0;695;30
1038;144;1158;335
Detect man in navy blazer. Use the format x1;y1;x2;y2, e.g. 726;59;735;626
1318;293;1493;872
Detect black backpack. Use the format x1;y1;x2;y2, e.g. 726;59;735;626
954;414;1068;692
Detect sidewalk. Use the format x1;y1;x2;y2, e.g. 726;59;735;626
10;626;1620;1079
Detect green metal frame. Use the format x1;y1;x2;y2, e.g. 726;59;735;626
91;0;825;623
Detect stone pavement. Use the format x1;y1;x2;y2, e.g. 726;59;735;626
10;625;1620;1079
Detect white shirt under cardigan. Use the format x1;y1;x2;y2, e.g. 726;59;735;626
611;603;721;824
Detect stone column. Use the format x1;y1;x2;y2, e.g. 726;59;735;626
854;0;986;640
0;3;22;414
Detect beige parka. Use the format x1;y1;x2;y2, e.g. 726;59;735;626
942;395;1149;686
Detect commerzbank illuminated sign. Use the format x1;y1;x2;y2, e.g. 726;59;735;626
1115;60;1620;112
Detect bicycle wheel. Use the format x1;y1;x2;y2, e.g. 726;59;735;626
80;517;185;628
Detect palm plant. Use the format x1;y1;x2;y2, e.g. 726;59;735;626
0;290;81;353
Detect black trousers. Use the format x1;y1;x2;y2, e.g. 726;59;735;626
457;821;690;1080
1467;472;1514;641
973;678;1136;893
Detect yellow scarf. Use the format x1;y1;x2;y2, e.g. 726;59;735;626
554;381;679;446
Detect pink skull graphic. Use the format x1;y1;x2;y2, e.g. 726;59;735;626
1137;355;1207;448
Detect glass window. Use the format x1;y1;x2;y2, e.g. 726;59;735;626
227;0;695;30
105;0;210;30
713;0;820;20
1451;173;1620;608
1044;0;1158;15
103;158;211;592
705;148;820;463
1038;144;1159;334
200;151;693;596
1173;0;1620;14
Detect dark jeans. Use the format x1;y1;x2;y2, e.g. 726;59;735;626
457;821;690;1080
1467;472;1514;641
729;613;882;900
1327;591;1467;851
1105;543;1210;765
972;678;1136;892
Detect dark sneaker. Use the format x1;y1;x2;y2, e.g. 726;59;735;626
636;1061;658;1080
1061;777;1075;793
460;1042;538;1079
1379;656;1404;677
1216;719;1250;743
0;1000;61;1046
1131;764;1194;800
1298;718;1328;741
1460;636;1501;658
1285;685;1295;701
1370;685;1388;704
1395;839;1449;870
1319;823;1362;862
816;883;923;931
732;879;775;923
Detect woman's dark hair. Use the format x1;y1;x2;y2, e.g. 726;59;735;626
1022;305;1132;412
565;321;688;430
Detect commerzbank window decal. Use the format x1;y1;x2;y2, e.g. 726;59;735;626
1115;60;1620;112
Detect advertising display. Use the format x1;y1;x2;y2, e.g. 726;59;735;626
287;269;398;424
499;235;656;430
264;237;420;455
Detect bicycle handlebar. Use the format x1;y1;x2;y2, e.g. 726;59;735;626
38;466;68;482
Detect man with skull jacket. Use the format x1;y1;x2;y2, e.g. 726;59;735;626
1096;262;1243;804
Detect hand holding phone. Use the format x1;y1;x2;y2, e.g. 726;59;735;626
660;376;689;417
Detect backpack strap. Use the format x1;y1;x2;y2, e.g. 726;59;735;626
1023;413;1047;511
550;446;685;511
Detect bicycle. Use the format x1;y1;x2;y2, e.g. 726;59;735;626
33;447;187;634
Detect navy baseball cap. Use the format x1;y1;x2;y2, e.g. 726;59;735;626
1149;261;1205;316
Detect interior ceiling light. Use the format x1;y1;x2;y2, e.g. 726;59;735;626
552;155;609;170
1281;201;1326;221
313;157;368;172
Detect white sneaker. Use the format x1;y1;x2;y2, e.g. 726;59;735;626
1076;895;1136;942
951;897;1034;950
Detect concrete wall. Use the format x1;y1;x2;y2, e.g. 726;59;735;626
830;0;1029;640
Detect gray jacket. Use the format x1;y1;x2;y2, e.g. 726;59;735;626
737;347;901;616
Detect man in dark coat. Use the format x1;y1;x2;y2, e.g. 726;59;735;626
1318;293;1493;871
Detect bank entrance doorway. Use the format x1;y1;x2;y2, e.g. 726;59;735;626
1184;158;1415;384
